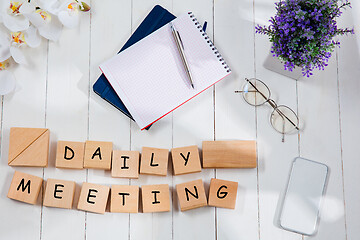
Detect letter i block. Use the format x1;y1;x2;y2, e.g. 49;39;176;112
7;171;43;205
77;182;110;214
208;178;238;209
110;185;139;213
55;141;85;169
84;141;113;170
112;150;140;179
43;178;76;209
140;147;169;176
176;179;207;211
171;145;201;175
141;184;170;213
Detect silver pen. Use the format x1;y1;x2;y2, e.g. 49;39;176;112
170;22;194;88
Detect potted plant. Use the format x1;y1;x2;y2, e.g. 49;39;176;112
256;0;354;78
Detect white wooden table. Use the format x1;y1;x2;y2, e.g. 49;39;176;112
1;0;359;239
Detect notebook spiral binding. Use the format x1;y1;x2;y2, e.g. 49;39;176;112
188;12;231;73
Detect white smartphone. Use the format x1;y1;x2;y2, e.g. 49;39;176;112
279;157;329;236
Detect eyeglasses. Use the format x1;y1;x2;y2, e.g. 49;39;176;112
235;78;299;142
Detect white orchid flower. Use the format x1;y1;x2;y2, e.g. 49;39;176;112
0;1;34;32
0;59;16;95
58;1;90;28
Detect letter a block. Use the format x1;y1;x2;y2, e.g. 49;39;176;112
43;178;76;209
7;171;43;205
77;182;110;214
8;127;50;167
171;145;201;175
140;147;169;176
176;179;207;211
208;178;238;209
112;151;139;179
84;141;113;170
110;185;139;213
56;141;85;169
141;184;170;213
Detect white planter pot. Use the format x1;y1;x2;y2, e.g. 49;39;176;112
263;51;303;80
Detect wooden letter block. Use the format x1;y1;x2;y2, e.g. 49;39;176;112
140;147;169;176
84;141;112;170
112;150;139;179
43;178;76;209
202;140;257;168
110;185;139;213
55;141;85;169
208;178;238;209
176;179;207;211
7;171;43;205
141;184;170;213
171;145;201;175
8;127;50;167
77;182;110;214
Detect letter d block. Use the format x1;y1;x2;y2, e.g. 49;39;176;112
141;184;170;213
77;182;110;214
208;178;238;209
43;178;76;209
56;141;85;169
84;141;113;170
7;171;43;205
176;179;207;211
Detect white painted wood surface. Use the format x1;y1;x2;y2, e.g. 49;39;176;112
0;0;359;239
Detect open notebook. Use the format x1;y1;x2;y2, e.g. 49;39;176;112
100;12;231;130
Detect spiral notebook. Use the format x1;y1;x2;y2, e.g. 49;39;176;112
100;12;231;130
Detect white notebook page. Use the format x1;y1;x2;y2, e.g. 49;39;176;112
100;13;231;129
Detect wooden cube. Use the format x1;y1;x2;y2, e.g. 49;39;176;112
55;141;85;169
77;182;110;214
208;178;238;209
171;145;201;175
176;179;207;211
7;171;43;205
141;184;170;213
112;151;139;179
8;127;49;167
84;141;113;170
202;141;257;168
43;178;76;209
110;185;139;213
140;147;169;176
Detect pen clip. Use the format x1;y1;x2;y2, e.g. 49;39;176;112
176;31;184;49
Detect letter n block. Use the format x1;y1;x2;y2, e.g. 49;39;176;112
140;147;169;176
171;145;201;175
208;178;238;209
110;185;139;213
176;179;207;211
7;171;43;205
112;151;139;179
43;178;76;209
55;141;85;169
84;141;113;170
141;184;170;213
77;182;110;214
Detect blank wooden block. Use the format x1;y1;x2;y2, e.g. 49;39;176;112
176;179;207;211
112;150;139;179
208;178;238;209
8;127;49;167
43;178;76;209
202;140;257;168
84;141;113;170
7;171;43;205
141;184;170;213
140;147;169;176
77;182;110;214
110;185;139;213
171;145;201;175
55;141;85;169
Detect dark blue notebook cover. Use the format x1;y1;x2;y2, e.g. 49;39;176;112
93;5;176;129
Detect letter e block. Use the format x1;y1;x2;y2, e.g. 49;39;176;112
208;178;238;209
7;171;43;205
77;182;110;214
171;145;201;175
140;147;169;176
56;141;85;169
43;178;76;209
84;141;113;170
141;184;170;213
110;185;139;213
176;179;207;211
112;151;139;178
